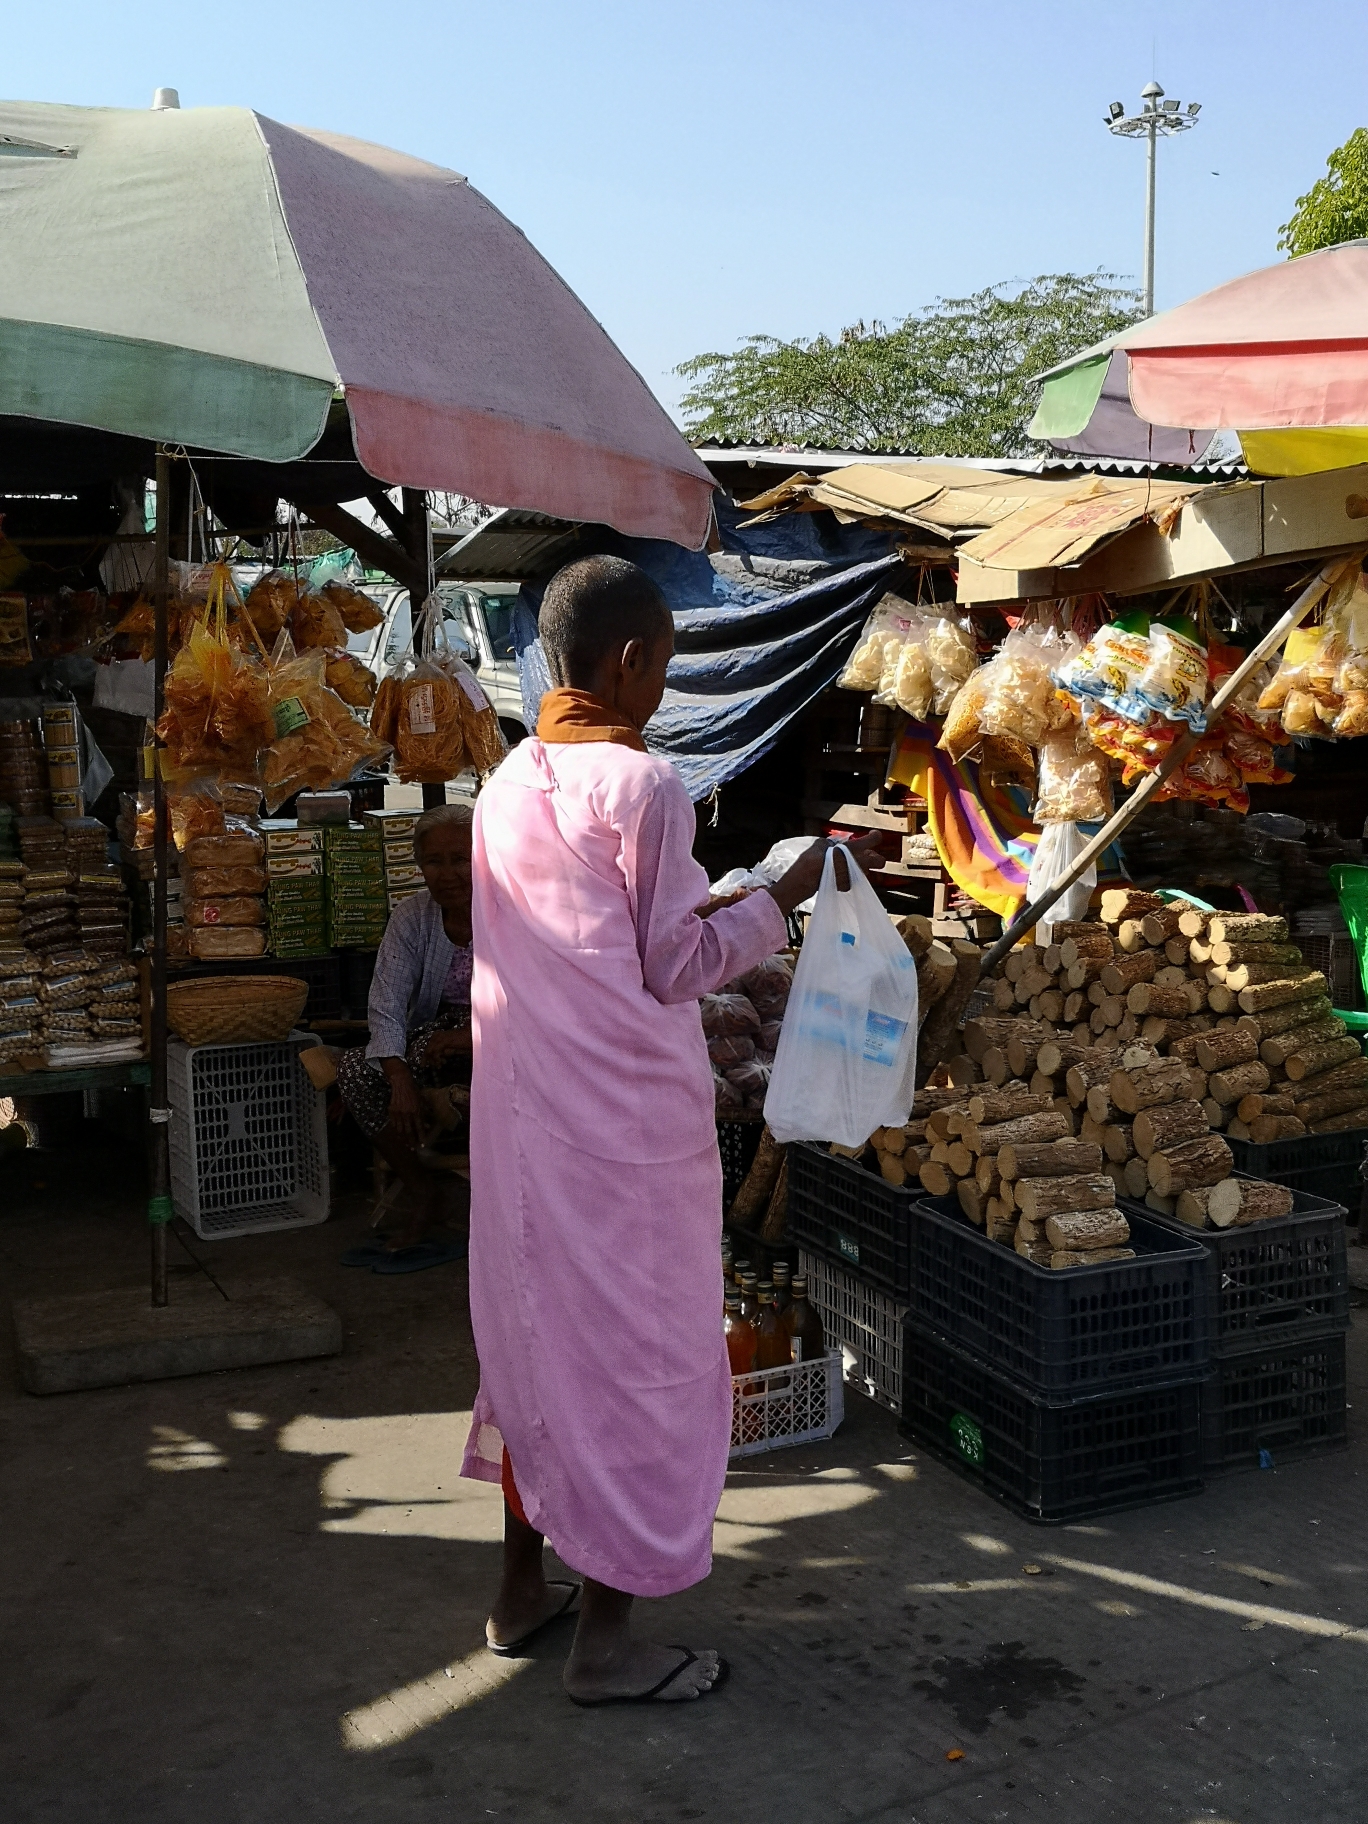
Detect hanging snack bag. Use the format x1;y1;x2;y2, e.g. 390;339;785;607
156;570;274;781
289;589;348;651
1134;617;1209;730
925;616;977;714
449;653;509;775
937;666;990;764
1056;613;1152;722
1034;722;1113;824
839;601;909;694
324;650;379;709
314;578;384;634
244;571;307;643
978;625;1066;749
259;638;390;812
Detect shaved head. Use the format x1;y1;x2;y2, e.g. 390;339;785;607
540;556;672;688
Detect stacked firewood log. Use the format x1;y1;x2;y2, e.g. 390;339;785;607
862;887;1346;1238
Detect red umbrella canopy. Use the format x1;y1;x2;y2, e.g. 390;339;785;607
0;99;715;546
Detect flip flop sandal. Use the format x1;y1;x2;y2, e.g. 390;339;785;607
567;1646;731;1707
339;1240;392;1267
487;1581;582;1657
370;1237;469;1274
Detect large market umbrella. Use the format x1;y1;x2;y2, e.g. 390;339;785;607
0;98;714;545
1029;241;1368;478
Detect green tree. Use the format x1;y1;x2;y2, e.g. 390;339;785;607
1278;128;1368;257
676;273;1142;458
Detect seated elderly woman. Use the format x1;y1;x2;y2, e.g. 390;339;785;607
336;801;475;1273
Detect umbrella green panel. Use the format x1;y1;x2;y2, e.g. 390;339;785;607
1026;354;1111;441
0;101;336;459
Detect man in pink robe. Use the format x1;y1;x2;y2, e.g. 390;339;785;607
460;555;861;1705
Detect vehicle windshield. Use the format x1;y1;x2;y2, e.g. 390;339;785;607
480;593;517;660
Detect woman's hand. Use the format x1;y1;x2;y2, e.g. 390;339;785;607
420;1027;473;1068
381;1058;424;1148
766;833;885;916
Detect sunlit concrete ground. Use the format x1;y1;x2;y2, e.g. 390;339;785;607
3;1116;1368;1824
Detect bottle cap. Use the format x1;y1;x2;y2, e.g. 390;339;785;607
790;1275;807;1294
757;1280;774;1298
725;1293;740;1310
773;1261;791;1282
741;1272;758;1288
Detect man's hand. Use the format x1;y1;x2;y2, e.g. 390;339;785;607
766;833;885;917
420;1027;473;1068
381;1058;424;1147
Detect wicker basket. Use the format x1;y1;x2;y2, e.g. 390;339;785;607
166;975;309;1045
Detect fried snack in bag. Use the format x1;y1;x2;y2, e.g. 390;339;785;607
393;660;469;783
184;827;265;868
451;658;508;774
977;626;1059;748
839;602;907;692
1057;616;1151;721
324;649;378;709
1134;620;1209;730
189;926;265;960
183;864;267;898
245;571;305;643
926;616;977;714
157;611;274;782
1224;727;1292;783
1035;723;1112;823
185;896;266;928
938;667;989;764
316;578;383;634
289;591;347;651
259;643;391;812
370;673;401;747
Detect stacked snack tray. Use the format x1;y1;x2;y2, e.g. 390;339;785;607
17;817;77;956
0;717;50;819
363;807;425;910
324;822;388;948
42;703;83;821
181;824;268;962
261;820;327;959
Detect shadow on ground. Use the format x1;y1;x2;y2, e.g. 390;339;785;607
3;1120;1368;1822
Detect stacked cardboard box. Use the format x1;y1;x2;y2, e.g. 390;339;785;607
324;823;388;949
261;821;328;959
363;808;425;911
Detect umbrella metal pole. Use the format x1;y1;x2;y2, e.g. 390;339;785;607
1143;117;1157;317
149;450;173;1305
978;557;1354;977
404;487;446;811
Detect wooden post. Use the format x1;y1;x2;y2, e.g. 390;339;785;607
404;487;446;811
150;449;172;1306
978;557;1357;978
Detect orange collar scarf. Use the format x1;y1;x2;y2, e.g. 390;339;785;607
536;688;648;752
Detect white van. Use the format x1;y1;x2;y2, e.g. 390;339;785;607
351;581;528;742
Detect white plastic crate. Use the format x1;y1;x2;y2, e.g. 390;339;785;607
801;1250;907;1413
168;1034;328;1239
729;1351;843;1459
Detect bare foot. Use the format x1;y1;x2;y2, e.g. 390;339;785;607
563;1639;724;1704
486;1577;578;1651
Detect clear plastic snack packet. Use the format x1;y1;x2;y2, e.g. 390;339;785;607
925;615;978;714
1034;722;1113;824
976;625;1058;748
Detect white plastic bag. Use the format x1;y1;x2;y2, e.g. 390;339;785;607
764;845;919;1147
1026;821;1096;934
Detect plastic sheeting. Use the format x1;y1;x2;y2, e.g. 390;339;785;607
512;501;904;801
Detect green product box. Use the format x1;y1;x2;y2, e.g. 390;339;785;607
268;876;326;905
269;911;329;938
363;808;420;837
267;854;324;879
260;818;324;855
323;822;382;852
328;877;388;905
327;852;386;880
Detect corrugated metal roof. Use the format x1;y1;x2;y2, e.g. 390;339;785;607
694;442;1244;481
433;506;585;580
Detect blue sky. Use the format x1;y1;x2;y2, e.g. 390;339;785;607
7;2;1367;420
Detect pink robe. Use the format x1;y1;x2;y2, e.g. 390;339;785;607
459;736;788;1596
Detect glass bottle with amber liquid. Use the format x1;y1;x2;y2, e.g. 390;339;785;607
783;1275;826;1363
755;1289;793;1374
772;1260;793;1315
725;1293;757;1377
737;1272;760;1322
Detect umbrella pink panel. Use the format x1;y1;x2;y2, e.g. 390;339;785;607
1123;242;1368;431
259;119;715;546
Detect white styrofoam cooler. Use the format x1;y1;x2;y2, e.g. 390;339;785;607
168;1033;328;1239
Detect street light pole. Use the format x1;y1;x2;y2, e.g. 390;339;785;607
1105;81;1200;318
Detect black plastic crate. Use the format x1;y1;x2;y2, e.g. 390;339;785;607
1225;1127;1367;1219
1200;1331;1348;1473
908;1192;1209;1396
899;1318;1204;1523
786;1141;914;1297
1123;1178;1350;1355
717;1116;765;1211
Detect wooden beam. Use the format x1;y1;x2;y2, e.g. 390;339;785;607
296;500;423;593
365;488;407;542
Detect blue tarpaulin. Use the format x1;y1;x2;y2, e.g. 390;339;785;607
513;499;904;800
